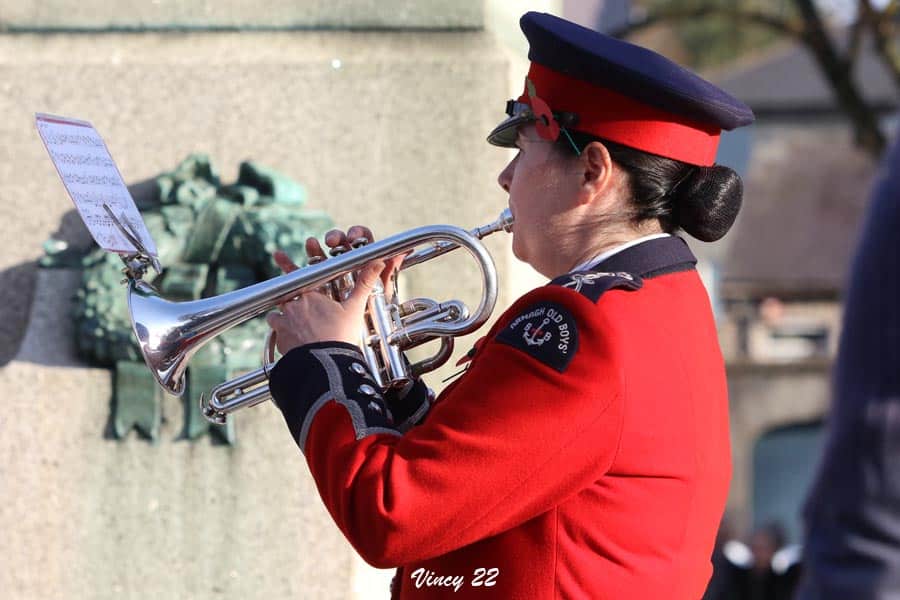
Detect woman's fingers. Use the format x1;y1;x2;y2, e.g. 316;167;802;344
324;229;349;250
305;237;326;261
273;250;300;274
301;226;382;299
325;226;374;252
310;227;376;258
346;225;374;245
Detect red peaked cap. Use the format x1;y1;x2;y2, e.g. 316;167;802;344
487;12;755;166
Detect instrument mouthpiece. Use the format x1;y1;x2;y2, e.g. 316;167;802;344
473;208;515;238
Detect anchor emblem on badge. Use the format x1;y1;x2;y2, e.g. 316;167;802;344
523;317;553;346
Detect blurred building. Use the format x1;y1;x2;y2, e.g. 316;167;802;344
562;0;630;32
714;30;898;542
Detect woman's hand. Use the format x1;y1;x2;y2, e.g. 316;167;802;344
265;259;390;352
266;226;402;355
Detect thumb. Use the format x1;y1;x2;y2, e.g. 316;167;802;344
381;254;405;292
346;260;385;309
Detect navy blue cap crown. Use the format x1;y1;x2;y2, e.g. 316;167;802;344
522;12;754;130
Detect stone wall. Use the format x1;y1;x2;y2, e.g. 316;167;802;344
726;361;831;531
0;0;483;30
2;270;355;599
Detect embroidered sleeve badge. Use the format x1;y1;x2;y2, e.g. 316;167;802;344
495;302;579;372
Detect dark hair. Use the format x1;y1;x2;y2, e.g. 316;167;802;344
558;131;743;242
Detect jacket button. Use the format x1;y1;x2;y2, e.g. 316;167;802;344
359;384;377;396
351;362;368;375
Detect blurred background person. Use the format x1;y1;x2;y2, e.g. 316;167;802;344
794;134;900;599
705;520;801;600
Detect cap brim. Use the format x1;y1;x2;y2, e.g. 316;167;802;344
486;114;534;147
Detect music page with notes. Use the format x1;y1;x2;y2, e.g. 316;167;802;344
35;113;157;257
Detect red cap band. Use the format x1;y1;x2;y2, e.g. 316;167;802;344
518;62;722;166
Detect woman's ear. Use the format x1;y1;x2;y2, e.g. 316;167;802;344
577;141;614;205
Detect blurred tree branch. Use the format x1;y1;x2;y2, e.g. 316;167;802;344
859;0;900;91
610;5;804;38
794;0;885;156
847;7;866;67
612;0;898;158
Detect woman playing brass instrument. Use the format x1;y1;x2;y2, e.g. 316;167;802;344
265;12;753;600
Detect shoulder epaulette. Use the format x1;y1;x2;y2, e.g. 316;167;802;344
548;270;643;303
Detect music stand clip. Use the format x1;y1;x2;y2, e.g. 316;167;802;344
103;203;162;282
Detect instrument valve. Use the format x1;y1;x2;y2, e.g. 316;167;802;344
329;244;351;257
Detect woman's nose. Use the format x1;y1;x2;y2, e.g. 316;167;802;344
497;156;516;192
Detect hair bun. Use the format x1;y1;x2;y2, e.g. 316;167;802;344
673;165;743;242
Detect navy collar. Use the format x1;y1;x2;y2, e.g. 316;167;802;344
590;236;697;279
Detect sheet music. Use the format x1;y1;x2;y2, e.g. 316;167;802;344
35;113;158;256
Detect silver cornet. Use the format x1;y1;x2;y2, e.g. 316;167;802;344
122;209;513;424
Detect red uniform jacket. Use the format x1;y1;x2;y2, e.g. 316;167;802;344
269;236;731;599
